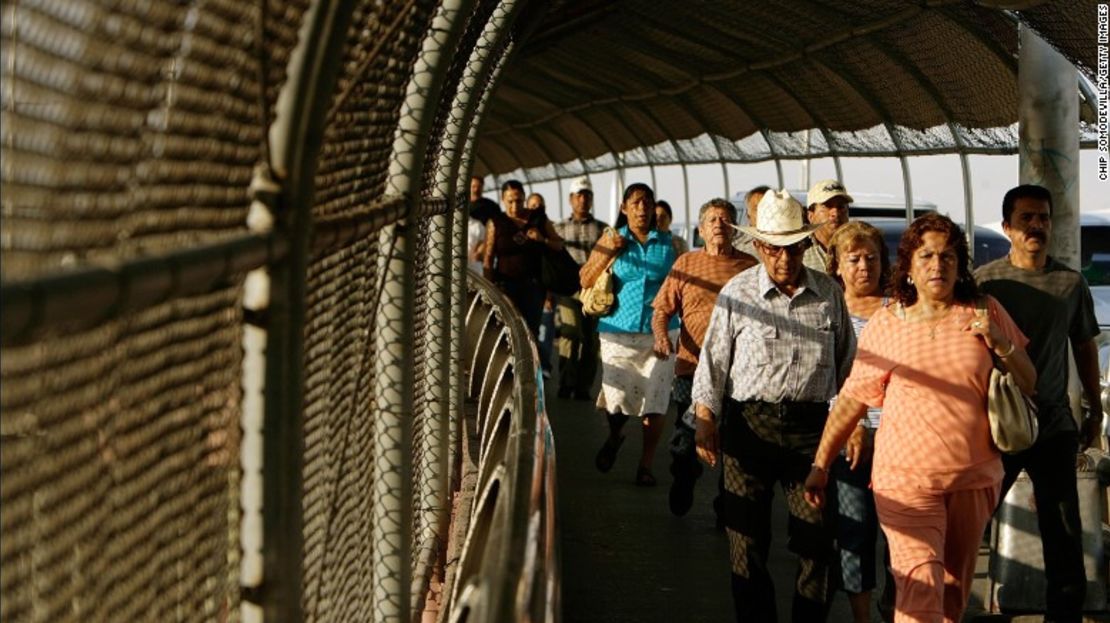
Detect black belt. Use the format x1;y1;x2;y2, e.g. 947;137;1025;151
729;398;828;418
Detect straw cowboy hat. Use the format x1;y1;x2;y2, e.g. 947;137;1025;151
733;189;818;247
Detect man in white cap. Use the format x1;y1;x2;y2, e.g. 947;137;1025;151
803;179;853;273
554;177;609;400
691;189;856;622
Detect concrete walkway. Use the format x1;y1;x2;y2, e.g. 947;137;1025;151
546;386;1109;623
547;392;859;622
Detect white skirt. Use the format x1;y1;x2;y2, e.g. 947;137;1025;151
596;332;675;416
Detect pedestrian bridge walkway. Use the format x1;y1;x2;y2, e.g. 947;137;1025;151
1;1;1105;622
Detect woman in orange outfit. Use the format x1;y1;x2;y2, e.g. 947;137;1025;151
803;214;1036;623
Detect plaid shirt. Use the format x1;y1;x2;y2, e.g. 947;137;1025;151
691;266;855;416
555;215;608;265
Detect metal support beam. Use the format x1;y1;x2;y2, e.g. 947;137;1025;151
388;0;477;618
961;151;975;249
254;1;359;620
1018;24;1080;269
681;163;691;244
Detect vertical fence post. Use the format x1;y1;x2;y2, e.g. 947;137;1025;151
254;1;358;621
390;0;479;618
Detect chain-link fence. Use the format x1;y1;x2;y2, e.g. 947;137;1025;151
1;1;558;622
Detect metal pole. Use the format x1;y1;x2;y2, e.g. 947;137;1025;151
254;1;358;620
899;155;913;226
1018;24;1080;269
389;0;477;618
371;222;415;622
960;151;975;251
721;161;730;202
681;163;691;245
556;176;565;220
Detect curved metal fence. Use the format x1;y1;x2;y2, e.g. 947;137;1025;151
0;1;557;622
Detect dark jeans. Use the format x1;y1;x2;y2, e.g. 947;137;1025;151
500;278;545;339
828;455;879;594
721;399;832;623
999;432;1086;623
556;296;599;395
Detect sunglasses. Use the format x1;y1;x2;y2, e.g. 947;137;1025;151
756;239;811;257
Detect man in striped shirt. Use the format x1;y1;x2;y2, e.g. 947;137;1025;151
692;189;855;623
554;177;609;400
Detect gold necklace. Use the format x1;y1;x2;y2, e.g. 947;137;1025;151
902;303;952;339
925;305;952;339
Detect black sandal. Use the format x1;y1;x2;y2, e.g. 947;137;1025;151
635;466;657;487
594;435;624;473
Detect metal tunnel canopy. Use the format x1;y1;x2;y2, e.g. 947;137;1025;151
473;0;1100;181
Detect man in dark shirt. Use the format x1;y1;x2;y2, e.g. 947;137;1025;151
975;184;1105;623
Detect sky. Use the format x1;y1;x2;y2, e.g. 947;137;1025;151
494;150;1109;237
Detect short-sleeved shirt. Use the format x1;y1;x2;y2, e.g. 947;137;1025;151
691;267;856;416
841;296;1028;492
803;242;829;273
599;226;677;334
975;256;1100;439
652;249;757;377
555;215;608;265
848;312;883;430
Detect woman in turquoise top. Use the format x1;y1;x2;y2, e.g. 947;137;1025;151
579;183;679;486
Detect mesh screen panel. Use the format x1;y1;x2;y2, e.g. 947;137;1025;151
0;1;303;280
300;237;380;621
299;2;437;620
1;285;244;622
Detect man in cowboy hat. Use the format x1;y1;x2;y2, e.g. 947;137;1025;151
803;179;854;273
691;189;856;622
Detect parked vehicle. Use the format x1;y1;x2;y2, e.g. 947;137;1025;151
710;190;1010;267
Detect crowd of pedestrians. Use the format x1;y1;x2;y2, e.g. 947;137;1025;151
470;175;1106;623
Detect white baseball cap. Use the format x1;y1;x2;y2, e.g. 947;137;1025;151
568;177;593;194
806;179;854;208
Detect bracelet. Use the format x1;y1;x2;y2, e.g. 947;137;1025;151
996;340;1016;358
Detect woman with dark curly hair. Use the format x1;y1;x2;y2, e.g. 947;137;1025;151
804;213;1036;623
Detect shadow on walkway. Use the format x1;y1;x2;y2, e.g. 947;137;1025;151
547;393;857;622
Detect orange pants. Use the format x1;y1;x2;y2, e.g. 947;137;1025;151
874;485;999;623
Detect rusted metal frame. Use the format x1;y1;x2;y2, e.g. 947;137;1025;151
251;0;360;620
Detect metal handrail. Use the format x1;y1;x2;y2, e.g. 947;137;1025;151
448;271;560;623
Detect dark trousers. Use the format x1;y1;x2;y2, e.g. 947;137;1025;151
721;399;832;623
555;296;599;395
670;387;726;517
999;432;1086;623
501;278;545;339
